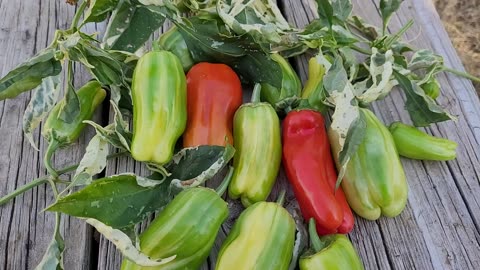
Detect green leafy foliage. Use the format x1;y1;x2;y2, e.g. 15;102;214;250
394;71;455;126
46;145;234;229
379;0;404;32
0;48;62;100
103;0;166;53
83;0;120;23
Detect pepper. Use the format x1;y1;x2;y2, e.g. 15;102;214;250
299;219;364;270
329;108;408;220
216;198;295;270
420;78;440;99
301;55;329;112
157;26;194;72
130;50;187;165
389;122;457;160
42;80;106;176
260;53;302;108
229;84;282;207
183;62;243;147
121;168;232;270
282;110;354;235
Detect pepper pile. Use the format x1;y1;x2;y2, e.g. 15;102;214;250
0;0;473;269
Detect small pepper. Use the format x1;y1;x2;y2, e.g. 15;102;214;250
130;50;187;165
301;55;329;112
183;62;243;147
299;219;364;270
121;168;233;270
283;110;354;235
157;26;194;72
329;108;408;220
216;195;295;270
229;84;282;207
389;121;457;160
260;53;302;108
42;80;106;176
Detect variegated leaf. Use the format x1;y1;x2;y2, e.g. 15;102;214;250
22;75;61;150
71;134;109;187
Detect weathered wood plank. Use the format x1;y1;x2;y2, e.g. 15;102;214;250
280;0;480;269
0;1;105;269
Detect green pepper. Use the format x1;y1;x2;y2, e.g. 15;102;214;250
389;122;457;160
157;26;194;72
260;53;301;108
42;80;106;176
300;219;364;270
121;186;229;270
216;198;295;270
301;55;328;113
420;78;440;99
329;108;408;220
229;84;282;207
130;50;187;165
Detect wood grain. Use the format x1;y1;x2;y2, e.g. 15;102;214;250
281;0;480;269
1;0;480;269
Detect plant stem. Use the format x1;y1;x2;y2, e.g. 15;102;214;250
70;0;88;30
276;190;286;206
215;166;234;196
443;67;480;83
0;151;128;206
308;218;326;253
350;45;371;55
0;178;48;206
45;139;60;178
251;83;262;103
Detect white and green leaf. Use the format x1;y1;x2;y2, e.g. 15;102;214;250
86;218;176;267
22;75;61;150
70;134;109;187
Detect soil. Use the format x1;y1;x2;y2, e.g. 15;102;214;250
434;0;480;93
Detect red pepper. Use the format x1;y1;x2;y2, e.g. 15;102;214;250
183;62;243;147
282;110;354;235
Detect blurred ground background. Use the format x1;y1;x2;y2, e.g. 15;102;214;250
434;0;480;94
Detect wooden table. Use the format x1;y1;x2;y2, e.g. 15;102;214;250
1;0;480;269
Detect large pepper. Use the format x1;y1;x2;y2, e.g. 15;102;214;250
130;50;187;165
300;55;329;112
260;53;302;108
216;199;295;270
329;108;408;220
42;80;106;176
121;186;229;270
299;219;364;270
389;122;457;160
157;26;194;72
229;84;282;207
183;62;243;147
283;110;354;235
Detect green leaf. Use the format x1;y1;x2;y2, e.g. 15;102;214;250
408;49;443;70
83;0;120;23
56;81;80;124
22;75;61;150
103;0;166;53
35;213;64;270
379;0;404;31
331;0;353;22
46;145;234;228
315;0;334;29
349;15;379;40
171;15;284;88
394;70;455;126
323;56;348;95
0;48;62;100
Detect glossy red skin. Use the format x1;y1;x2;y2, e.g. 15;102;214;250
282;110;354;235
183;62;243;147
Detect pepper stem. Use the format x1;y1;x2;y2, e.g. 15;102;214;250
215;166;234;196
71;0;88;30
309;218;327;252
251;83;262;103
276;190;286;206
45;139;60;178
